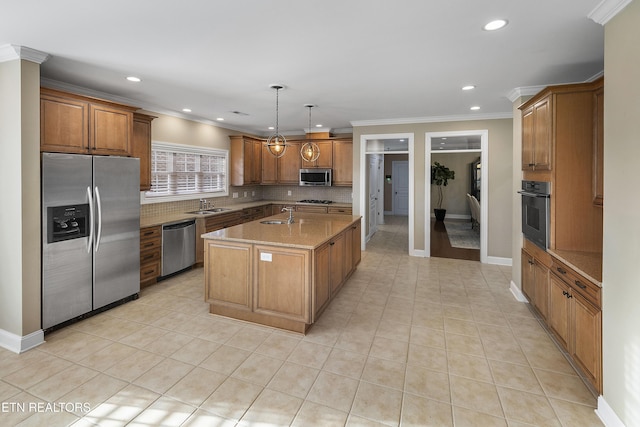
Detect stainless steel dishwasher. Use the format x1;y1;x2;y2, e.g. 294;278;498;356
162;219;196;277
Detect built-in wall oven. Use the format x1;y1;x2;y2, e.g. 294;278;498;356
518;180;551;249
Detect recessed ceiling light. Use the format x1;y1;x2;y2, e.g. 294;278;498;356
462;85;475;91
126;76;141;82
483;19;508;31
268;126;275;130
216;117;224;121
315;124;323;128
182;108;192;113
470;106;481;111
440;142;445;145
442;137;447;140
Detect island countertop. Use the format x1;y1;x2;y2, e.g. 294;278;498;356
201;212;361;250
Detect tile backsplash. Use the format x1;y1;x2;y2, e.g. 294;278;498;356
140;185;352;217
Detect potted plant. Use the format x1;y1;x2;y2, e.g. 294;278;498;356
432;161;455;221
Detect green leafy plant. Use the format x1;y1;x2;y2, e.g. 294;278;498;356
432;161;455;209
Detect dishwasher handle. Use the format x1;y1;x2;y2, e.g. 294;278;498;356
163;220;196;231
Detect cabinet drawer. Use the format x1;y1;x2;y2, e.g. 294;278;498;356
296;205;328;213
140;248;161;265
140;226;161;240
328;207;352;215
551;259;601;309
140;261;160;281
140;238;161;252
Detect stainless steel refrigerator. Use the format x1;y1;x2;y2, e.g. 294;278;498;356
42;153;140;330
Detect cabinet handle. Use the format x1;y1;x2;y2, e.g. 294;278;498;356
556;267;567;275
574;280;587;290
528;259;534;265
562;290;568;297
352;226;357;230
144;269;155;275
143;254;154;261
143;231;154;236
330;242;335;246
144;242;154;248
528;163;535;167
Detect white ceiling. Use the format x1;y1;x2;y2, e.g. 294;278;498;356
0;0;604;136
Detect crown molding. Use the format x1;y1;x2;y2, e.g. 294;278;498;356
507;86;546;103
350;112;513;128
588;0;633;25
0;44;49;64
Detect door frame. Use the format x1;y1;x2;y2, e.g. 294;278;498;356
359;133;415;254
424;130;488;263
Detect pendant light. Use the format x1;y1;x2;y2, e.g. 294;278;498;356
266;84;289;158
300;104;321;163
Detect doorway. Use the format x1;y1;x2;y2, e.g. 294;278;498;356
425;130;488;263
360;133;414;254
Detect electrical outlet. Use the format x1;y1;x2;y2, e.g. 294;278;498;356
244;191;247;197
232;192;238;198
252;191;255;196
287;190;292;196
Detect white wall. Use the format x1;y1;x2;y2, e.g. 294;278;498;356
601;1;640;425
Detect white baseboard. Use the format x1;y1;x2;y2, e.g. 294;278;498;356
596;396;626;427
510;280;529;303
487;256;512;266
430;213;471;220
0;328;44;354
410;249;427;257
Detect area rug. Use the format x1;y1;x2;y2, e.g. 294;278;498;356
444;220;480;250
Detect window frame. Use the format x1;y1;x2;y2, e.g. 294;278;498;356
141;141;229;204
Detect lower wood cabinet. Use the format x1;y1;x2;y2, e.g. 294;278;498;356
204;241;252;310
523;242;602;394
139;225;161;287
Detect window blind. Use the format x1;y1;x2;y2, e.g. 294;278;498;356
146;142;228;197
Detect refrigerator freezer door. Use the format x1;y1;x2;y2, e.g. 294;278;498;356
41;153;93;329
92;156;140;309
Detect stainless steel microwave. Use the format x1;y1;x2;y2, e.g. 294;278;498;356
299;168;332;186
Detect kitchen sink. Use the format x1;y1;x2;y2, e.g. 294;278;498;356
187;208;231;214
260;220;291;225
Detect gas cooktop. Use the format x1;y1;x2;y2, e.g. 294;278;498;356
297;199;333;204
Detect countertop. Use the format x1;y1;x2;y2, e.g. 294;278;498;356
140;200;352;228
202;212;361;250
548;248;602;286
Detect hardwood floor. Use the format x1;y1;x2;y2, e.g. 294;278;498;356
430;219;480;261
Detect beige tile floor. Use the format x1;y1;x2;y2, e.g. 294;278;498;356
0;216;605;426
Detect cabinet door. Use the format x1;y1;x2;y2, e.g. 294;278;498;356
533;262;549;321
205;241;252;310
314;242;331;319
329;232;346;294
132;114;154;191
521;250;536;302
41;94;89;153
572;292;602;392
261;143;278;184
250;139;262;184
301;140;333;168
296;205;327;214
278;142;301;184
532;97;552;171
90;104;132;156
332;140;353;185
548;275;571;349
521;107;535;170
254;246;310;323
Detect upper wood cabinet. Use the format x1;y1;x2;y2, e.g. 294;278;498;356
230;135;262;186
40;87;137;156
301;139;333;168
132;113;155;191
332;139;353;186
261;141;301;184
521;95;552;172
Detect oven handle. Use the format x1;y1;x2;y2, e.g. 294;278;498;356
517;190;550;198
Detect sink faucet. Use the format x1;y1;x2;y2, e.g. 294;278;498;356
199;199;210;210
282;207;295;224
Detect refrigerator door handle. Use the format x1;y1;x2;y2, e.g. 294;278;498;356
95;186;103;252
87;186;94;253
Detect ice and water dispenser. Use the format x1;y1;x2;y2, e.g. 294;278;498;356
47;204;89;243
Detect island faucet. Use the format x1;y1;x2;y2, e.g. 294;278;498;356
282;207;295;224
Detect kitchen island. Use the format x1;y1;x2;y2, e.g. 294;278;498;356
202;212;362;333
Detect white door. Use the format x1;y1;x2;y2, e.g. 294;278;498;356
392;161;409;216
368;155;381;238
